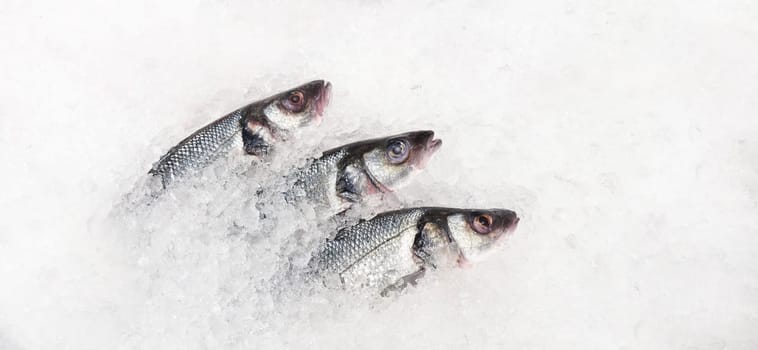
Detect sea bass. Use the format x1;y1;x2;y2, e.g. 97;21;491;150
149;80;331;187
309;207;519;294
284;131;442;214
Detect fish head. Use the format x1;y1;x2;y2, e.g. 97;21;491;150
263;80;331;130
443;208;519;265
357;130;442;193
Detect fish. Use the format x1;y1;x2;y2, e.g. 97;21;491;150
283;131;442;214
149;80;331;188
308;207;519;294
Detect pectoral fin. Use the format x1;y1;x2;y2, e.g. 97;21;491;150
380;268;427;297
242;121;271;157
336;165;365;203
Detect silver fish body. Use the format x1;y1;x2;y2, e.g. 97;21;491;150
309;207;519;293
149;109;245;185
286;148;348;211
149;80;331;187
285;131;442;214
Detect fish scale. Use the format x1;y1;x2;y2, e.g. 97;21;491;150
315;208;425;279
147;80;331;188
150;109;243;186
284;130;442;213
307;207;519;292
286;148;347;207
339;225;419;288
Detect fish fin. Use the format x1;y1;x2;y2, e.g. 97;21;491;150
380;267;427;297
413;248;437;270
331;214;368;234
242;130;270;156
332;217;368;240
242;121;271;157
412;222;450;268
335;165;365;202
330;210;350;230
332;225;351;240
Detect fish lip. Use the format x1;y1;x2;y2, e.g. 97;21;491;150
505;216;520;235
493;216;519;246
314;81;331;120
428;138;442;153
414;132;442;169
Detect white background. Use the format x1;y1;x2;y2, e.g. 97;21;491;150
1;0;757;349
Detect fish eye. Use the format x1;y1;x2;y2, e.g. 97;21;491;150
472;214;493;234
386;139;410;164
282;90;306;113
288;91;304;105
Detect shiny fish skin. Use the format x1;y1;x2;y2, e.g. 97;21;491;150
285;131;442;214
149;109;244;186
309;207;520;293
314;208;426;289
286;148;347;211
149;80;331;188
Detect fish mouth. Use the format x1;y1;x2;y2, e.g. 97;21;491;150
509;217;520;232
504;215;520;236
427;137;442;153
414;132;442;169
495;214;519;241
314;81;331;121
492;216;519;248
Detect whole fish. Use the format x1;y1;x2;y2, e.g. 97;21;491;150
284;131;442;214
149;80;331;187
308;207;519;294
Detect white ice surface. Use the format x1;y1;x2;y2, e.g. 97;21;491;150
1;1;757;349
